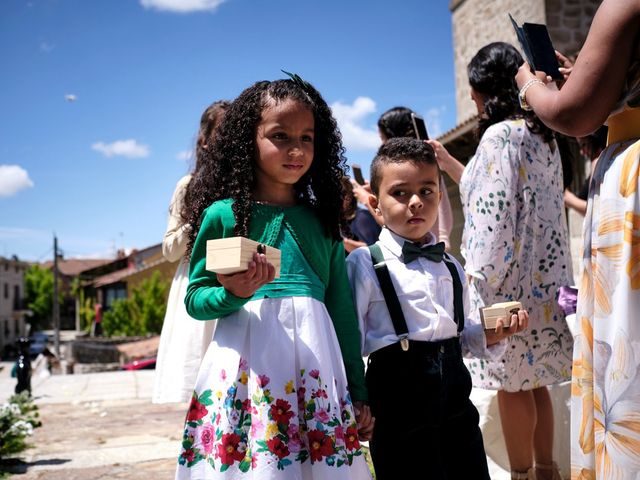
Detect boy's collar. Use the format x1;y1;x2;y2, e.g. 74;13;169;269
379;227;436;258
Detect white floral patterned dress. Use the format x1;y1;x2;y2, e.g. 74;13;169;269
461;119;574;392
175;223;371;480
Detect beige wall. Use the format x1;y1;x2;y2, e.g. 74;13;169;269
451;0;545;123
450;0;600;124
0;258;29;351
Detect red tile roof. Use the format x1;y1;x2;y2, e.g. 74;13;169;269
41;258;112;277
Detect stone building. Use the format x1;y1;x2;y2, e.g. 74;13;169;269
450;0;600;124
0;256;30;354
442;0;601;271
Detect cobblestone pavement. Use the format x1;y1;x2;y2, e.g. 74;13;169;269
3;368;187;479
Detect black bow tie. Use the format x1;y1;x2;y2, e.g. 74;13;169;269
402;241;446;264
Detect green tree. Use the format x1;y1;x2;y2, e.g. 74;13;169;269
102;271;169;336
23;265;63;331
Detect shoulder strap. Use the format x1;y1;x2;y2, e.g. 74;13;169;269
368;244;410;340
443;253;464;334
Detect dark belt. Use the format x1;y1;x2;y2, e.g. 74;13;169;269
370;337;461;360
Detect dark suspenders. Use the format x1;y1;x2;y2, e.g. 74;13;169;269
368;243;464;351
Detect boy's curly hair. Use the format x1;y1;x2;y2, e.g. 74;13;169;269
184;78;348;256
468;42;554;143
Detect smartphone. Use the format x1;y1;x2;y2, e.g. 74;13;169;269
411;113;429;140
352;164;365;185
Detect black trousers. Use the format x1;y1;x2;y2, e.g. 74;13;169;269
366;338;491;480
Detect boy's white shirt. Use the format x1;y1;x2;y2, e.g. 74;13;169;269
346;227;506;359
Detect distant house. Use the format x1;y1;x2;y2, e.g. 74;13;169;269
41;257;112;330
87;244;176;311
0;256;30;353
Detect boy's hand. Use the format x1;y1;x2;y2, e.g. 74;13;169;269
485;309;529;345
353;401;375;442
217;252;275;298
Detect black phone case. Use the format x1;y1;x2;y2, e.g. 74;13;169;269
509;14;562;80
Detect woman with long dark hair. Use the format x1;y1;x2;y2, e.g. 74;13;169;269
428;42;573;480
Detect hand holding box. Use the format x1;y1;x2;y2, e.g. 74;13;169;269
480;301;523;330
206;237;281;278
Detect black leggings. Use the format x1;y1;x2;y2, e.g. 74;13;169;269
365;339;490;480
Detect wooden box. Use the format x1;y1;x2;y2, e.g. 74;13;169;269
206;237;281;278
480;301;522;330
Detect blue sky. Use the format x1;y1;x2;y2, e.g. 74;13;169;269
0;0;458;262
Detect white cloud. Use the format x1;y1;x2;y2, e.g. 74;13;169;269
140;0;225;13
40;41;55;53
330;97;381;151
176;150;193;161
424;106;447;139
91;139;150;159
0;165;34;197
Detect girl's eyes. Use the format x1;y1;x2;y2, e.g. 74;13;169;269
271;132;314;143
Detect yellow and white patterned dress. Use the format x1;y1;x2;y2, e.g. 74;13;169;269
571;60;640;479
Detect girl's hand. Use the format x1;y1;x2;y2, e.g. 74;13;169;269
217;252;276;298
485;309;529;345
353;401;375;442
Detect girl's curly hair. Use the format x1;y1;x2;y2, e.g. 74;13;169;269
184;78;348;256
468;42;554;143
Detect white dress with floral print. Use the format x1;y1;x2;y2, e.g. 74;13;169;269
174;295;372;480
460;119;574;392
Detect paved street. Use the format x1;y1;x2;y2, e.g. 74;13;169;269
0;361;522;479
1;363;186;479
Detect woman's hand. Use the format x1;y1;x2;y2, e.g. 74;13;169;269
350;179;373;206
217;252;276;298
353;401;375;442
426;139;465;184
485;309;529;345
556;50;574;83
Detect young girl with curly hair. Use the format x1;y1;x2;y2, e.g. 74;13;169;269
175;76;373;480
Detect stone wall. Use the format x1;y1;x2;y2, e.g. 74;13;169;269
546;0;600;59
451;0;545;123
450;0;600;123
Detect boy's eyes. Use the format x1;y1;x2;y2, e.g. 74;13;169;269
391;188;433;197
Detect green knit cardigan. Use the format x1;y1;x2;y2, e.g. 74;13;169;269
185;199;367;402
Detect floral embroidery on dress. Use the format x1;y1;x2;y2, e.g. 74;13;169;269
178;358;362;474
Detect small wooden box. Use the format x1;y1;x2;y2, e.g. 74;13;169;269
206;237;281;278
480;301;522;330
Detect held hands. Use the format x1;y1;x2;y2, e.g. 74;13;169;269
485;309;529;346
349;179;373;205
217;252;276;298
426;139;454;172
353;401;375;442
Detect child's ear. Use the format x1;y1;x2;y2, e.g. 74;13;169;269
369;195;382;219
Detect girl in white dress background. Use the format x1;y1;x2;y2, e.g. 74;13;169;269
153;100;229;404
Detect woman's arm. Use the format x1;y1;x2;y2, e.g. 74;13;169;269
426;140;466;184
564;189;588;216
162;176;191;262
516;0;640;136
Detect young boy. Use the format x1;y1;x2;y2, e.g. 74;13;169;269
346;137;528;480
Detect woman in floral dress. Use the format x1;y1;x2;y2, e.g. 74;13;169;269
515;1;640;477
429;42;573;479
